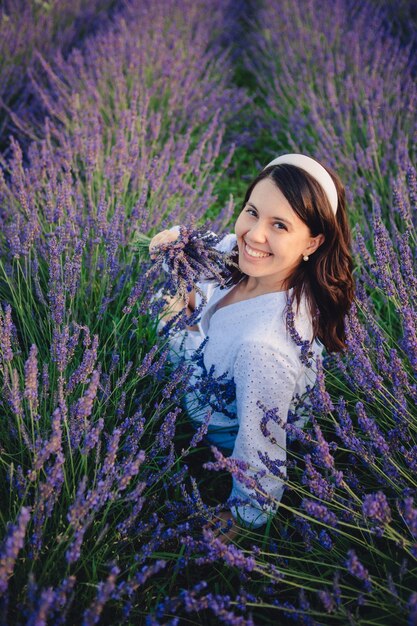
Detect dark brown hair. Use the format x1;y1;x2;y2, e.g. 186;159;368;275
227;163;354;353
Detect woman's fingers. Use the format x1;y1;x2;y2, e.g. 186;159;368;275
149;229;179;258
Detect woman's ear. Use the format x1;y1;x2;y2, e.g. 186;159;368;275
304;233;325;256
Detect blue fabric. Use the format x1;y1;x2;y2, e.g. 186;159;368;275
201;422;237;452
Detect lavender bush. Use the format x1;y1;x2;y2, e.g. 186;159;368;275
9;0;249;233
0;0;251;622
0;303;217;623
243;0;417;219
0;0;118;153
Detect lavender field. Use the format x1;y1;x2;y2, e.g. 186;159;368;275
0;0;416;624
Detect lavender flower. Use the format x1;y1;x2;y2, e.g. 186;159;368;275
26;575;76;626
183;410;212;452
285;298;314;367
0;304;14;364
317;588;335;613
197;527;256;571
28;405;63;478
362;491;392;526
82;565;120;626
203;446;259;494
301;455;335;501
66;335;99;393
0;506;31;595
7;367;23;420
399;497;417;539
345;550;372;591
301;500;338;527
145;224;236;312
23;344;39;414
73;369;101;421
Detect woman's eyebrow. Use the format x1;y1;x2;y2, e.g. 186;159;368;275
246;202;292;225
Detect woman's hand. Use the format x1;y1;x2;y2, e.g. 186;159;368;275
204;510;240;545
149;226;199;330
149;229;179;259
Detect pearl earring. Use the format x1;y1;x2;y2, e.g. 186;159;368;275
303;255;309;262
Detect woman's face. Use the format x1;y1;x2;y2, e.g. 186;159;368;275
234;177;324;290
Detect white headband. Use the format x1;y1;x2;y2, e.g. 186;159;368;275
264;153;338;215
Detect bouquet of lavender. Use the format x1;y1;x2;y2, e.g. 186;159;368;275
136;224;237;311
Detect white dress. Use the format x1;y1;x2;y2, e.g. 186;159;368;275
165;232;323;528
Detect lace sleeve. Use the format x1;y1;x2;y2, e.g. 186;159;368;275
229;339;301;528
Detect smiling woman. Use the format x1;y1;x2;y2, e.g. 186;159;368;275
235;179;325;291
150;153;354;535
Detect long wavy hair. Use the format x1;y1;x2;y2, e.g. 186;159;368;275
226;163;354;353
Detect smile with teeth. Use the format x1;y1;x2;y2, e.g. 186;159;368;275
244;242;272;258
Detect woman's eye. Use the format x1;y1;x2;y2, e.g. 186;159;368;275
245;208;257;217
274;222;287;230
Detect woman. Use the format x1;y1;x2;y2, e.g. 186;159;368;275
150;154;354;538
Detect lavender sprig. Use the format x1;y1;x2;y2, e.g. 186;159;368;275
138;225;237;310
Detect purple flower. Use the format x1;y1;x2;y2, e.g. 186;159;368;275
356;402;389;456
71;369;100;422
147;224;236;314
345;549;372;591
29;405;63;477
293;517;317;552
51;326;70;375
301;499;338;527
317;589;335;613
285;298;315;367
116;561;167;599
184;410;212;452
0;304;14;364
301;455;334;501
399;497;417;539
7;367;23;420
203;446;260;495
82;565;120;626
318;529;333;551
136;345;159;378
311;423;336;471
362;491;392;526
0;506;31;595
23;344;39;412
198;527;256;571
66;335;99;393
80;418;105;456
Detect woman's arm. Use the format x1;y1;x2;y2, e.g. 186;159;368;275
229;340;301;528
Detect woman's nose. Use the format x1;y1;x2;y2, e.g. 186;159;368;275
248;220;267;242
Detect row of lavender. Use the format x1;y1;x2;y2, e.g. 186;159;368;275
0;0;253;623
203;0;416;623
0;0;121;154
